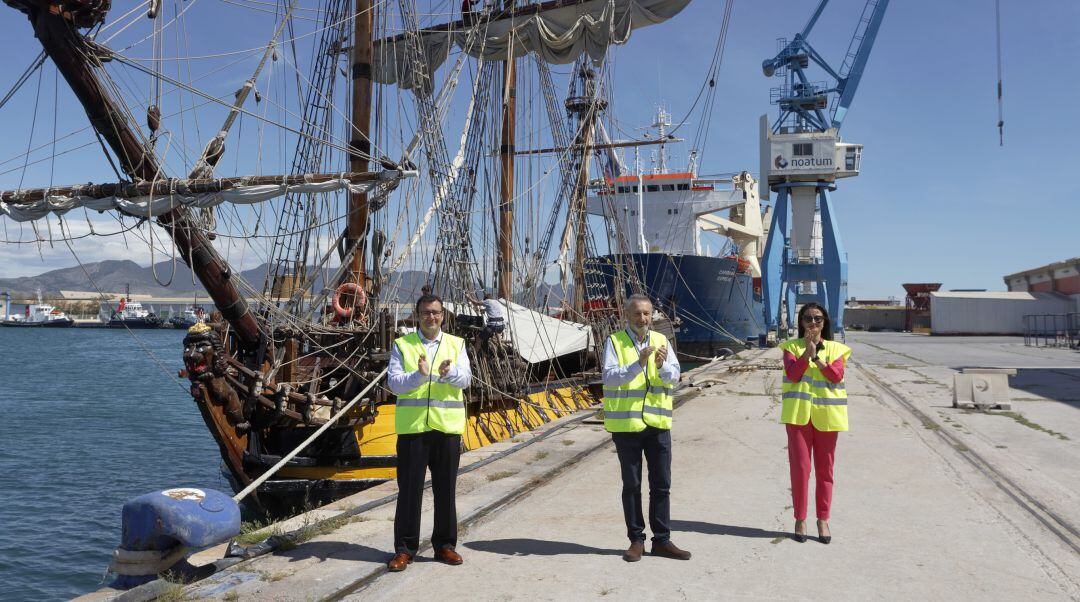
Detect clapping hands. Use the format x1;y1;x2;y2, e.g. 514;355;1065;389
636;345;669;368
417;354;454;379
654;345;668;368
637;345;655;368
803;332;821;361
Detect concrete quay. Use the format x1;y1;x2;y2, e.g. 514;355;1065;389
144;333;1080;600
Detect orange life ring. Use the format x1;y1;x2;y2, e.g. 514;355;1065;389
332;282;367;321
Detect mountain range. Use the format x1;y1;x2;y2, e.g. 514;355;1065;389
0;260;565;304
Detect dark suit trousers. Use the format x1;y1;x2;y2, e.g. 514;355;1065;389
394;430;462;555
612;426;672;544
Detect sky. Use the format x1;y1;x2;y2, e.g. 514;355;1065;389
0;0;1077;300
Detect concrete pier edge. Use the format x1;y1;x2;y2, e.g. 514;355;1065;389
81;352;746;602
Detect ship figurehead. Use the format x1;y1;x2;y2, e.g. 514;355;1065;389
183;322;249;433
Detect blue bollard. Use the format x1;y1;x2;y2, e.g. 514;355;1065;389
109;487;241;589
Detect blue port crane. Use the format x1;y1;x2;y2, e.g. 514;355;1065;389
758;0;889;340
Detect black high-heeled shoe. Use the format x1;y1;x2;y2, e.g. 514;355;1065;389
793;520;807;543
817;520;832;544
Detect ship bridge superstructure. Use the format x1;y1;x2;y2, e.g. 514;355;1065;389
585;171;764;276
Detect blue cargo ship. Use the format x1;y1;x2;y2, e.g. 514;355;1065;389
583;116;766;358
586;252;763;359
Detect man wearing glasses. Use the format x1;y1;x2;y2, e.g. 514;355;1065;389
602;294;690;562
386;294;472;571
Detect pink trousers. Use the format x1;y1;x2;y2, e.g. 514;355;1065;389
786;422;838;521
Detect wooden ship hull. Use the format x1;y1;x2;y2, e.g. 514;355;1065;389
191;353;598;512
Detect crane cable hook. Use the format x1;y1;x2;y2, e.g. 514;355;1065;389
995;0;1005;146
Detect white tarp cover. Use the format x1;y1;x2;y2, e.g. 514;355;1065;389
448;299;592;363
375;0;691;90
504;300;591;363
0;171;414;222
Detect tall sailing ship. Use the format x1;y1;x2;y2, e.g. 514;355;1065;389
1;0;708;511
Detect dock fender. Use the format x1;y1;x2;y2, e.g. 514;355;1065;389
109;487;240;588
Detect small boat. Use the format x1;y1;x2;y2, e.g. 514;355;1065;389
107;297;162;329
0;293;75;328
168;306;207;329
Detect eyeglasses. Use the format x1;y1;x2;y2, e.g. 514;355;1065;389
803;315;824;324
418;310;443;317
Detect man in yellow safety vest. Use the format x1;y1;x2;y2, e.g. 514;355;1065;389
603;294;691;562
386;294;472;572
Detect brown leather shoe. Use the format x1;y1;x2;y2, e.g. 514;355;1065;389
623;540;645;562
434;546;463;565
651;540;692;560
387;552;413;572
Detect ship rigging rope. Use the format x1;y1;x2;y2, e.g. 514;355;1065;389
216;0;325;22
145;132;180;287
94;1;157;45
104;52;382;163
0;80;240;173
0;51;47;112
107;0;203;48
108;0;440;61
0;218;145;244
58;229;191;395
659;253;743;341
95;0;153;37
646;0;732;147
385;41;496;275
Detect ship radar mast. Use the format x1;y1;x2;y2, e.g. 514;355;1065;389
648;106;665;174
644;106;672;174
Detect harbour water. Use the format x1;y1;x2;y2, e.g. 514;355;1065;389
0;328;226;600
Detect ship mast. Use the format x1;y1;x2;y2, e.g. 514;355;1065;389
349;0;374;283
497;0;516;301
566;66;603;316
10;1;262;345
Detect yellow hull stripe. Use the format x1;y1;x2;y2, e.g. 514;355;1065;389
277;385;596;481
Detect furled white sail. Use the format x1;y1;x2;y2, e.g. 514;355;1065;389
376;0;691;90
0;171;416;223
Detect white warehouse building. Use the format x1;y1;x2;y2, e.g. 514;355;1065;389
929;291;1075;335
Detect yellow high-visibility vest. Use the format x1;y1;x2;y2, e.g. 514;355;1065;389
603;330;674;432
393;332;466;435
779;338;851;431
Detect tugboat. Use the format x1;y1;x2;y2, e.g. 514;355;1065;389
106;287;162;329
0;291;75;328
168;305;207;329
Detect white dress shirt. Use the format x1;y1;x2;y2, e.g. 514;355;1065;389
388;329;473;394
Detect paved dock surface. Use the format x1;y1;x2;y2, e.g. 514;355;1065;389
161;333;1080;600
